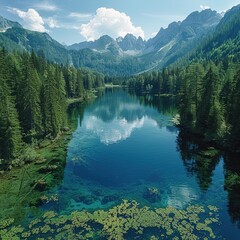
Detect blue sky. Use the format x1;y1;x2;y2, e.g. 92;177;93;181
0;0;239;45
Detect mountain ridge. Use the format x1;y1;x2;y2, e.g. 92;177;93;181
1;5;239;76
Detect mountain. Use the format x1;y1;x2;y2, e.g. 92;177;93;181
0;17;69;64
145;9;221;53
117;34;146;52
0;17;145;75
1;5;240;76
68;35;122;55
188;4;240;62
142;9;222;68
68;34;147;75
67;9;222;74
68;33;145;54
0;16;22;32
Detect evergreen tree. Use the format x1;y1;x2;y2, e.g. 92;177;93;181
76;69;85;98
196;64;224;139
16;53;42;142
41;65;66;137
0;50;22;160
228;69;240;150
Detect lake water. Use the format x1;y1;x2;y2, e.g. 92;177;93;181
41;89;239;239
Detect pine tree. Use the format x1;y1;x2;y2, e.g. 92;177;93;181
0;49;22;160
16;53;42;142
228;69;240;150
41;65;66;137
196;64;224;139
76;69;85;98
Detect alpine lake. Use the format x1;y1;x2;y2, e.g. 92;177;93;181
1;88;240;239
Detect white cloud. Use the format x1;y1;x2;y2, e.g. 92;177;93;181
80;7;144;41
69;12;92;19
200;5;211;10
35;1;58;12
9;8;46;32
45;17;59;28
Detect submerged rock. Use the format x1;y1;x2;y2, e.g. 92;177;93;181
73;194;98;205
143;187;161;203
101;195;118;205
91;188;104;197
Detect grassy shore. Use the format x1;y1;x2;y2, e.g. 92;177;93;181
0;130;72;222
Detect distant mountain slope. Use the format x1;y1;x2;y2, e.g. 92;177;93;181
67;9;222;74
189;4;240;62
1;27;70;64
0;16;22;31
69;47;146;76
116;34;146;52
68;35;118;52
68;33;145;55
142;9;222;68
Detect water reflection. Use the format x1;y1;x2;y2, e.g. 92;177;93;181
85;115;145;144
176;130;221;191
167;185;198;208
224;152;240;227
61;89;240;239
176;129;240;228
70;89;176;144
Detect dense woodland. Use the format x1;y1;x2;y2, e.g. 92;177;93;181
126;60;240;151
0;48;104;165
1;45;240;167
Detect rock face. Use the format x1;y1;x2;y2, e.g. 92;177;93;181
68;34;146;54
145;9;222;53
142;9;222;69
68;35;121;54
117;34;146;51
143;187;161;203
0;16;22;32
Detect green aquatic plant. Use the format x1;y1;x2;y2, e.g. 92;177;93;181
0;225;23;240
225;170;240;190
3;200;220;240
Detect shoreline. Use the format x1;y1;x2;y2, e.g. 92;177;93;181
0;129;72;221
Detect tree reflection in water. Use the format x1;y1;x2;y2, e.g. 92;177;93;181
177;129;240;226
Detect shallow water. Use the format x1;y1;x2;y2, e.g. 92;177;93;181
47;89;240;239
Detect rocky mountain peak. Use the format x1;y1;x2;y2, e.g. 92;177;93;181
118;33;145;51
0;16;22;32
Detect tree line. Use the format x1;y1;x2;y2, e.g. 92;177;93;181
0;48;104;164
126;60;240;151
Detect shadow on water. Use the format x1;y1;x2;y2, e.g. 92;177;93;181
223;152;240;227
176;128;240;229
176;130;221;192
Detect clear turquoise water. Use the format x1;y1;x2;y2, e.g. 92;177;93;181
47;88;240;239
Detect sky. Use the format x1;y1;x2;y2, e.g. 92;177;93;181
0;0;239;45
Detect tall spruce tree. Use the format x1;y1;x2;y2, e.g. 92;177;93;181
16;53;42;142
41;65;66;137
0;49;22;160
228;69;240;150
196;64;224;139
